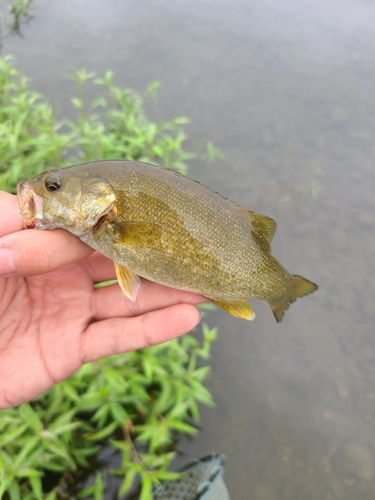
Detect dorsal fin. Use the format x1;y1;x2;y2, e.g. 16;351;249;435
238;208;277;245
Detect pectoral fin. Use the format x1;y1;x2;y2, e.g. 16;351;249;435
114;263;141;302
209;297;256;320
112;221;163;248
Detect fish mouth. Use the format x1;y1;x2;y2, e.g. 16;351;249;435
17;181;37;228
17;180;51;229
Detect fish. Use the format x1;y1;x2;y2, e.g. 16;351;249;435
147;454;230;500
17;160;317;322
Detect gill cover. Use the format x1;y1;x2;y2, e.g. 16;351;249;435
39;174;116;235
76;178;116;234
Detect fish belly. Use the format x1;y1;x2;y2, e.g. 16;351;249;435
81;221;292;303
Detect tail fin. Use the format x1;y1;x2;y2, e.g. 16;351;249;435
268;275;318;323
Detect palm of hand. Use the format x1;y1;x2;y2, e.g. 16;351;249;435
0;259;102;408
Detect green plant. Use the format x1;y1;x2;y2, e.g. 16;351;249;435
0;56;218;499
0;325;217;500
0;57;194;193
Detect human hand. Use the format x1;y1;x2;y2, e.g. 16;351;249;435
0;191;204;409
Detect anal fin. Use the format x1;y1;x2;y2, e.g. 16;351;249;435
210;297;255;320
115;263;141;302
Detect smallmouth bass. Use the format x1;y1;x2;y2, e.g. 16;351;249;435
17;160;317;321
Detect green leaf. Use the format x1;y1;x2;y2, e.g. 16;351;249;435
110;403;128;425
44;490;57;500
15;468;43;478
109;439;131;456
60;381;80;402
168;420;197;435
30;475;43;500
7;482;21;500
140;475;153;500
119;468;138;496
0;423;28;446
85;420;118;441
155;470;183;481
202;322;218;342
190;400;200;422
71;97;83;109
142;353;156;381
94;472;104;500
20;403;43;433
44;441;75;468
77;485;95;499
38;461;67;473
75;395;107;411
166;401;189;420
46;421;81;437
192;366;211;382
13;437;40;468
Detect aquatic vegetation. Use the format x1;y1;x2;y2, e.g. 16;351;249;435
0;56;217;499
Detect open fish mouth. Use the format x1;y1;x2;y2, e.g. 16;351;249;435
17;181;47;229
17;181;36;227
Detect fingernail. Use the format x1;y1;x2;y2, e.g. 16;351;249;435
0;248;16;276
197;310;202;324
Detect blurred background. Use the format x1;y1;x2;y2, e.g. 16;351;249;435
1;0;375;498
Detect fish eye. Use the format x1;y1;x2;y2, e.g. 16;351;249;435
45;175;61;192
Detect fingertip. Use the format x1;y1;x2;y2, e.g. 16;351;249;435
144;303;201;343
181;303;202;331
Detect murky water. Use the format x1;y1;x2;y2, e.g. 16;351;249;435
2;0;375;498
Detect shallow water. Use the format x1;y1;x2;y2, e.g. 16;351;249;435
2;0;375;498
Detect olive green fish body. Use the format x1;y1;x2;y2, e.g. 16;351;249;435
17;160;317;321
80;163;290;300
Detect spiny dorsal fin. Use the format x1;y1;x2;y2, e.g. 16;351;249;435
114;263;141;302
209;297;256;320
238;208;277;245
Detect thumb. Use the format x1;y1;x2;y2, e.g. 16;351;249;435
0;191;24;237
